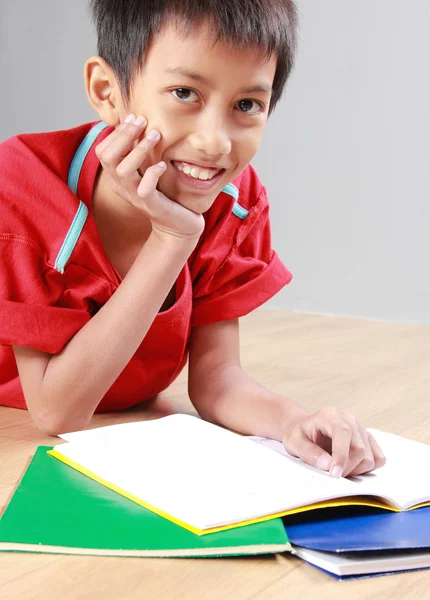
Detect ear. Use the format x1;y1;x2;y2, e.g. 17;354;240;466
83;56;125;126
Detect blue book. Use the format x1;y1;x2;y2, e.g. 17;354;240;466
284;506;430;579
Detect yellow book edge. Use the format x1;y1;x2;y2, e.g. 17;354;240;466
47;450;430;536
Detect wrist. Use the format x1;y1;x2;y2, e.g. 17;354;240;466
151;228;201;249
278;399;309;439
148;229;200;253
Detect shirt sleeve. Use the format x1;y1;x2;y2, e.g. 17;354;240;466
190;182;293;328
0;238;92;354
0;133;113;355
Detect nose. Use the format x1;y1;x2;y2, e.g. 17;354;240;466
188;114;232;157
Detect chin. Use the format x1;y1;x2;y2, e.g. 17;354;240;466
159;180;222;214
176;193;218;215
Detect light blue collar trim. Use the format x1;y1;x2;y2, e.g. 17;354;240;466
54;201;88;273
68;121;109;194
232;203;249;220
54;121;109;273
222;182;239;201
222;182;249;220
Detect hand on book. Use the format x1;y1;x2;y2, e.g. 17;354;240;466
282;407;386;478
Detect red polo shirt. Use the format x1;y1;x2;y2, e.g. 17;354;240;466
0;121;293;411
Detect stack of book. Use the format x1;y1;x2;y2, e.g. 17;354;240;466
1;414;429;579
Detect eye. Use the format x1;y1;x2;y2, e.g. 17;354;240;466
170;88;199;102
236;99;264;115
170;88;265;115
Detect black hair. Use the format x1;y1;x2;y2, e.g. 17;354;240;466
88;0;298;115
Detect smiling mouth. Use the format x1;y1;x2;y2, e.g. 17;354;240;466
171;160;225;181
170;160;226;191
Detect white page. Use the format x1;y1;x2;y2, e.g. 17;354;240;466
291;545;430;577
53;415;430;529
55;415;362;529
249;428;430;509
350;429;430;508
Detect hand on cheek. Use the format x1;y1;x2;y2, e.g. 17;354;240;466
96;112;205;240
128;117;165;175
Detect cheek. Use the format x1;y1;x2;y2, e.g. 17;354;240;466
138;117;176;161
238;130;263;162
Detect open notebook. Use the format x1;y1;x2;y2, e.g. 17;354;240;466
48;414;430;535
0;446;289;557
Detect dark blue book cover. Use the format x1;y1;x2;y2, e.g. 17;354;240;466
284;505;430;552
284;506;430;579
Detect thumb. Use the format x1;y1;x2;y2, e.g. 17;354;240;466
284;435;331;472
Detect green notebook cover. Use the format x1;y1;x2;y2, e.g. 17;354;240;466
0;447;290;557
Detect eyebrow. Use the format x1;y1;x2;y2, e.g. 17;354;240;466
163;67;273;95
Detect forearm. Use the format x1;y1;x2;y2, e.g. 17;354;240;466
39;233;196;433
190;364;308;441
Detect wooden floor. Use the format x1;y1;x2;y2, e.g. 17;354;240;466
1;309;429;599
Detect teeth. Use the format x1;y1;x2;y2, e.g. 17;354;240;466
177;163;218;181
199;170;211;181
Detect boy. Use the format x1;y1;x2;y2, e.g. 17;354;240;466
0;0;385;478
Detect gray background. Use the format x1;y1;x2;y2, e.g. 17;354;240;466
1;0;429;325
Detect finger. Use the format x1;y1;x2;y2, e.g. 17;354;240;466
309;409;352;478
342;423;373;476
368;432;386;470
312;410;352;478
340;416;368;477
94;125;125;156
328;422;352;477
94;114;141;155
135;162;167;213
283;429;332;473
96;116;148;171
116;129;161;181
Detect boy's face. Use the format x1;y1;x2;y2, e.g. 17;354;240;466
116;21;277;214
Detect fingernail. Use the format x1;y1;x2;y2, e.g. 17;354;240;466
316;455;331;471
147;130;160;140
134;116;146;126
124;113;135;124
330;465;343;478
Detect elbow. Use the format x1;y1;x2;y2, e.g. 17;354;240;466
36;422;72;438
31;406;90;437
188;386;218;424
192;404;214;423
